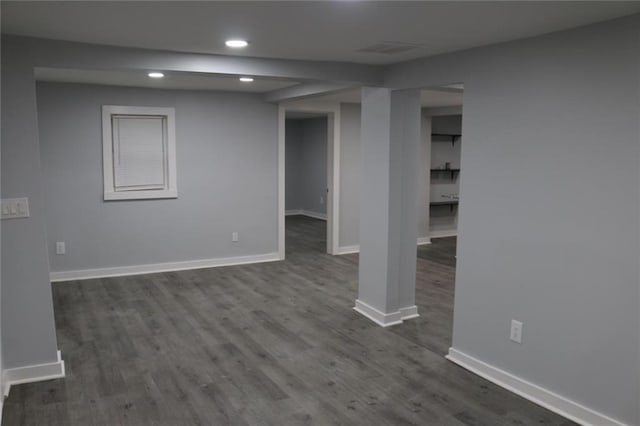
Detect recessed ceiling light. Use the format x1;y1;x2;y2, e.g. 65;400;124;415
226;39;248;48
239;77;254;82
148;72;164;78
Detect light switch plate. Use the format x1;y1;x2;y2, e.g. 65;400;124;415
1;198;30;219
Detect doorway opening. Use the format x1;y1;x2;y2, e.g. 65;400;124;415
416;85;464;355
278;105;340;258
428;113;461;239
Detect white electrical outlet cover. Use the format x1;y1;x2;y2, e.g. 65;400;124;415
56;242;66;255
510;320;523;344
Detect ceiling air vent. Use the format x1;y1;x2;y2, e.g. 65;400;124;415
357;41;422;55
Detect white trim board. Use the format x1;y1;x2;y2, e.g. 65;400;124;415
50;252;280;282
0;370;5;423
3;350;65;398
1;372;7;399
278;106;286;260
336;244;360;255
417;237;432;245
429;229;458;238
337;238;431;255
446;348;628;426
102;105;178;201
285;209;327;221
353;299;419;327
1;369;8;404
1;371;6;425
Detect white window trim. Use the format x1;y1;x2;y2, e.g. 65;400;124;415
102;105;177;201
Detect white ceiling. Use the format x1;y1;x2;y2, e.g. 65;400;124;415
3;2;640;65
34;67;299;93
313;88;463;107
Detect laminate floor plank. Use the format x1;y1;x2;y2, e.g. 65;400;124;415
3;216;575;425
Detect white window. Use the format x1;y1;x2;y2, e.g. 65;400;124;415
102;105;177;200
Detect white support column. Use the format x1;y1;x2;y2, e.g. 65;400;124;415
355;87;422;327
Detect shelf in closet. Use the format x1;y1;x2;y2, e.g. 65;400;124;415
431;133;461;145
429;200;459;212
430;168;460;180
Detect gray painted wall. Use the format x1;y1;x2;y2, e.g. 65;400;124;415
1;40;59;368
37;82;279;272
339;104;362;247
386;14;640;424
285;117;327;216
431;114;462;135
300;118;328;216
0;34;4;384
418;115;431;240
285;120;303;211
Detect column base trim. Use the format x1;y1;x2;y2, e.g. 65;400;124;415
353;300;419;327
3;350;65;397
399;305;419;320
337;238;431;255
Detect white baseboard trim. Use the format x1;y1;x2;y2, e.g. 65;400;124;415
446;348;627;426
417;237;432;246
285;209;327;221
354;300;403;327
3;350;65;397
0;369;6;422
301;210;327;220
353;300;419;327
429;229;458;238
50;252;281;282
336;244;360;255
1;369;8;399
337;237;431;255
399;305;420;321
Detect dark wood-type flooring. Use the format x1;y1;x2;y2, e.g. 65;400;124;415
3;216;574;425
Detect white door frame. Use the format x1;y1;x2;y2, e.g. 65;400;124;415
278;101;341;258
